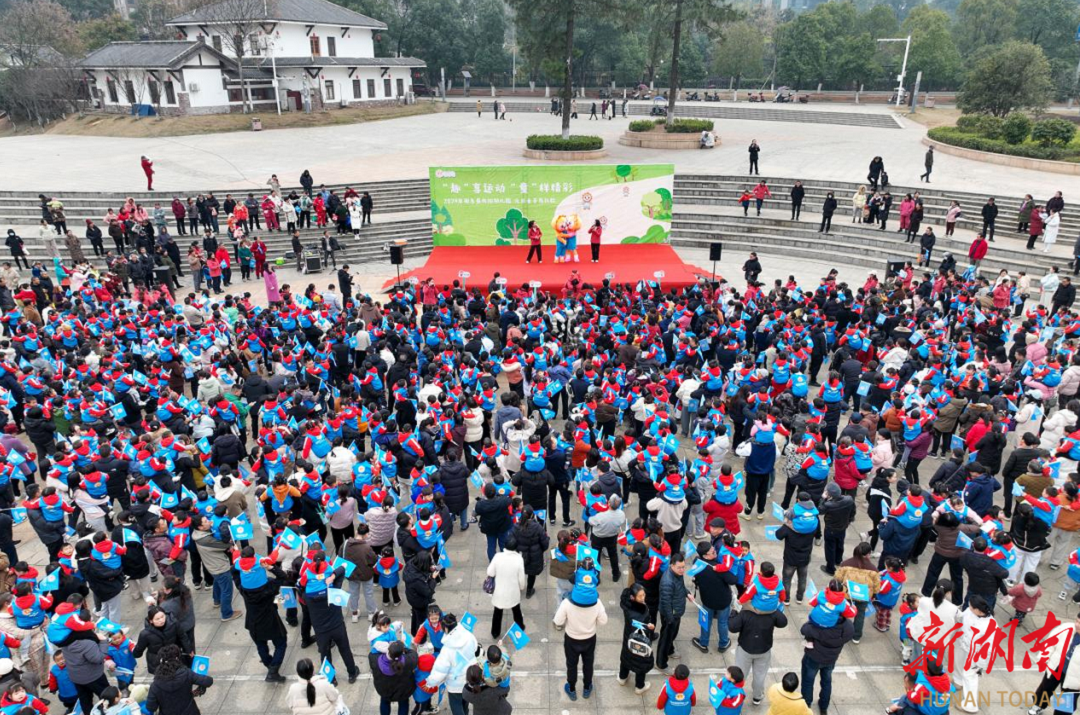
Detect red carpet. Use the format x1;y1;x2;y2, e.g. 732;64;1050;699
386;245;714;292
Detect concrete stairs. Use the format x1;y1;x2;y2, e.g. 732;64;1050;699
446;101;901;128
671;210;1063;277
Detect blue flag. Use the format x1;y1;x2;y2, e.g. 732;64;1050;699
38;569;59;593
506;622;530;650
332;557;356;578
327;588;349;607
764;525;780;541
191;656;210;676
847;580;870;602
320;658;336;683
281;587;298;609
460;612;477;633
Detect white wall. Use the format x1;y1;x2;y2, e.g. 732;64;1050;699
87;68;182;109
183;66;230;108
199;22;375;59
304;66;411;104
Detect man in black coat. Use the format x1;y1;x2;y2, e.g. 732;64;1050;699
800;617;855;715
928;448;967;493
438;452;470;530
475;484;512;560
338;265;354;304
241;373;272;433
776;498;820;603
545;436;574;527
959;536;1009;611
819;484;854;575
305;562;360;683
1001;432;1044;517
729;602;788;705
981;198;998;241
512;462;553;513
1053;277;1076;315
691;541;738;654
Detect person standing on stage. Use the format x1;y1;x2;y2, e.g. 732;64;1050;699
526;220;542;264
589;220;602;263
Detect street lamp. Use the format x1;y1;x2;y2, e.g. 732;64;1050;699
877;36;911;108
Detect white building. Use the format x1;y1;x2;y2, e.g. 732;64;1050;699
79;0;424;115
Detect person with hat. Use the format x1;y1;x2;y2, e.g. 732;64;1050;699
818;484;854;576
235;549;288;683
553;576;608;700
776;494;820;603
655;553;691;673
647;473;689;555
691;541;738;655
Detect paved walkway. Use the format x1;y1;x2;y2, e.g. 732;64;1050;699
0;107;1070;201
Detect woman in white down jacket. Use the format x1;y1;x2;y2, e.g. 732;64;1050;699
287;658;341;715
486;536;527;640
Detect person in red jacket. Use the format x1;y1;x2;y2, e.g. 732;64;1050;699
141;156;154;191
968;233;988;268
751;181;772;217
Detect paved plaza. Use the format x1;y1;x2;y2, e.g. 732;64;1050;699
0;102;1070;201
1;102;1072;715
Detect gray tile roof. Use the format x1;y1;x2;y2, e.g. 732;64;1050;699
246;56;424;68
168;0;386;29
78;41;232;69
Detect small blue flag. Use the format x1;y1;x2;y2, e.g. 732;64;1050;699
38;569;59;593
764;525;780;541
191;655;210;675
772;502;785;521
506;622;530;650
332;557;356;578
320;658;335;683
281;587;298;609
460;612;477;632
847;580;870;602
327;588;349;607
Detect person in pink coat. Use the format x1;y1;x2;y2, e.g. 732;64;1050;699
898;195;914;231
264;264;281;304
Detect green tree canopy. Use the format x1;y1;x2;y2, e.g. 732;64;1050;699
902;5;962;89
711;20;765;86
954;0;1019;56
77;13;136;51
957;40;1054;115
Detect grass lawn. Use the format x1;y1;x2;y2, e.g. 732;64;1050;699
0;101;444;138
897;107;961;129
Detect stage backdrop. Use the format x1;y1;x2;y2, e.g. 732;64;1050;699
429;164;675;247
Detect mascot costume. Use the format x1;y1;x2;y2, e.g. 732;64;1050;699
552;213;581;263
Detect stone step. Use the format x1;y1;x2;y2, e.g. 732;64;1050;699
671;221;1049;277
674;190;1080;234
448;101;900;128
13;178;431;202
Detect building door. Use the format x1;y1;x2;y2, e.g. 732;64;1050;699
286;90;302;111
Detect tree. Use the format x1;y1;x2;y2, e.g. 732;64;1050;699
775;13;828;88
902;5;961;89
56;0;112;19
131;0;182;39
192;0;268;113
1015;0;1080;61
78;14;137;51
953;0;1018;57
957;41;1053;116
711;21;764;88
0;0;80;68
496;208;528;242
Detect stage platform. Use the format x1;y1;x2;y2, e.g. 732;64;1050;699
386;244;714;292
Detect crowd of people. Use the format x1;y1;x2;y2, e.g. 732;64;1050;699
0;171;1075;715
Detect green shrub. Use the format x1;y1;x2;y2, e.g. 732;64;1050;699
1031;118;1077;147
1001;113;1032;145
628;119;660;132
525;134;604;151
666;118;715;133
928;126;1069;160
955;114;1005;139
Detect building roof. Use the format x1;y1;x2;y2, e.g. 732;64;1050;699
246;56;424;68
167;0;387;29
79;41;234;69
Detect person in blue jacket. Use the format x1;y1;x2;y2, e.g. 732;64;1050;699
961;462;1001;518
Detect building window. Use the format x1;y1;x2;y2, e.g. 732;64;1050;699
148;80;160;104
367;79;375;98
164;81;176;104
324;80;335;100
227;86;276;102
124;80;135;103
249;34;261;55
327;37;336;57
309;36;320;56
106;77;118;103
352;78;362;98
212;35;222;52
396;78;404;97
383;78;391;97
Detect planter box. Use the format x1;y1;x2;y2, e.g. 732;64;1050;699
922;137;1080;176
618;131;718;150
522;148;608;161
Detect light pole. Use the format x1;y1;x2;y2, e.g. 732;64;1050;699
262;0;281;115
877;36;911;107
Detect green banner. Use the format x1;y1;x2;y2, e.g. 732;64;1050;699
429;164;675;247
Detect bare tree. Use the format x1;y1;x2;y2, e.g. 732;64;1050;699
192;0;270;112
0;0;83;126
0;0;80;68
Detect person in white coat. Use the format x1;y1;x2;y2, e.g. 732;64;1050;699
1042;209;1061;252
325;440;357;484
905;579;960;665
954;596;993;713
486;536;527;640
426;614;479;715
1041;267;1061;301
1039;399;1079;453
286;658;341;715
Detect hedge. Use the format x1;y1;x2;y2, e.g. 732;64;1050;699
526;134;604;151
627;117;716;133
667;118;715;133
927;127;1071;161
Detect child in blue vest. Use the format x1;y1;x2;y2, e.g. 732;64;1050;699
367;611;400;654
787;494;820;535
414;604;444;658
106;630;137;693
47;651;78;712
375;546;402;605
807;580;857;628
898;592;919;666
413;652;439;714
91;532;127;570
737;562;785;613
712;665;746;715
482;644;512;692
0;683;49;715
890;484;929;529
570;558;600;607
657;664;696;715
874;557;907;633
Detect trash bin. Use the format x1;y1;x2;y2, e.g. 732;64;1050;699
924;96;935;109
251;117;262;131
